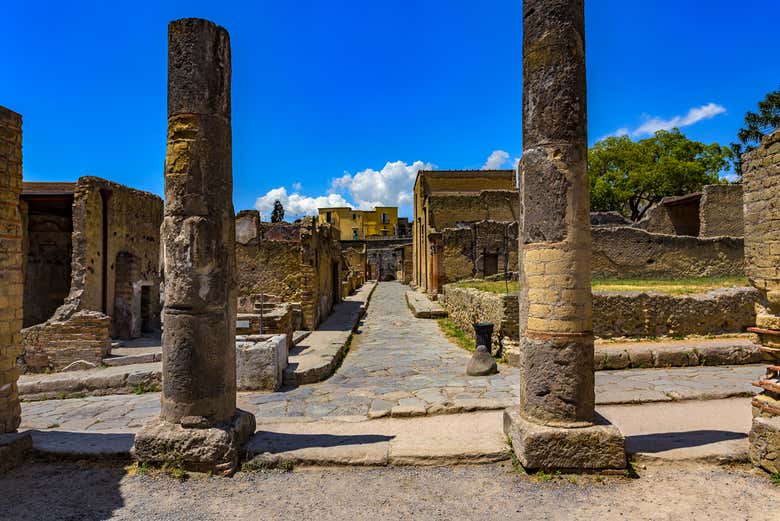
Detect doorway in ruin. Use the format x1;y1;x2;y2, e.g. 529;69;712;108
140;284;154;333
332;262;341;305
113;251;141;339
483;252;499;277
20;183;75;327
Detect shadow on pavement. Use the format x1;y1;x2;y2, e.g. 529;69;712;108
626;430;747;453
248;431;394;453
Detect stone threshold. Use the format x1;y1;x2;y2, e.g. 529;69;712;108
18;363;162;401
15;399;753;468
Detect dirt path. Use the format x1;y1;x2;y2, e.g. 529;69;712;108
0;460;777;520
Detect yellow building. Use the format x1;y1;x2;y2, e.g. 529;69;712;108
318;206;399;241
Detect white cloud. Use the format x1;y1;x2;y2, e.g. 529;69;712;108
292;182;302;191
254;187;351;219
605;103;726;140
254;160;433;219
481;150;510;170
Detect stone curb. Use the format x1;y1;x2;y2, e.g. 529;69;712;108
405;290;448;319
18;363;162;401
594;338;761;370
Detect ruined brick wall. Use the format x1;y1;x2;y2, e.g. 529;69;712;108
0;107;23;432
438;221;519;285
635;197;701;236
18;177;162;371
237;216;341;330
700;184;744;237
397;244;413;283
592;226;743;279
63;177;162;335
301;218;341;329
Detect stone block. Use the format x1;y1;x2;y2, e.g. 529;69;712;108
749;415;780;474
236;335;287;391
0;431;32;473
133;409;255;476
503;407;626;470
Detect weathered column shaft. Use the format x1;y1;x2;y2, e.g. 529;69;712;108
161;18;237;424
0;107;23;434
518;0;594;426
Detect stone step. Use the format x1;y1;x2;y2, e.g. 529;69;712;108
103;352;162;367
405;291;447;319
18;363;162;401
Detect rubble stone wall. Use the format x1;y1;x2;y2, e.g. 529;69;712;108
0;107;23;432
592;226;743;279
426;190;519;230
700;184;744;237
441;284;757;341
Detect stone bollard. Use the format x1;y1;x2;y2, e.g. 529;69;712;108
467;345;498;376
473;322;494;355
133;18;255;476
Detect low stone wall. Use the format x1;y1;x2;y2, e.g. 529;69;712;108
19;310;111;372
440;284;758;343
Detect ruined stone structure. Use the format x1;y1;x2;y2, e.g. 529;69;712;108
395;243;413;283
442;284;758;351
235;214;343;330
17;177;163;372
0;107;23;434
504;0;625;470
134;18;254;475
636;183;744;238
342;244;367;296
742;129;780;474
412;169;518;294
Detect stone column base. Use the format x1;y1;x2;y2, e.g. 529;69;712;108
503;408;626;471
133;409;256;476
749;415;780;474
0;432;33;474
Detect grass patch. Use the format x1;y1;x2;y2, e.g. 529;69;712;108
126;459;189;481
454;276;748;296
771;472;780;486
592;276;748;295
437;318;476;353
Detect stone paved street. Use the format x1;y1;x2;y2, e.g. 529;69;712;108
19;282;763;432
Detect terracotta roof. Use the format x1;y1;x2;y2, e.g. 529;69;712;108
22;182;76;196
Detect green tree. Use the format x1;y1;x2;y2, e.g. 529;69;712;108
589;129;731;221
270;199;285;223
731;87;780;176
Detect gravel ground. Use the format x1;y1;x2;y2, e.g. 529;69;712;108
0;460;777;520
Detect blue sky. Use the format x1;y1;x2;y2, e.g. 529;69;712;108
4;1;778;219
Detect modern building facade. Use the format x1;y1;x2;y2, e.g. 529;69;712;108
318;206;400;240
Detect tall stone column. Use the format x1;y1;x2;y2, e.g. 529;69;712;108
133;18;255;476
503;0;625;470
0;107;24;434
742;129;780;474
0;106;32;474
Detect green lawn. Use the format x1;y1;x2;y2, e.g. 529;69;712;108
453;276;749;296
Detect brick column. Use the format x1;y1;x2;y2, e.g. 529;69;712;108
0;107;23;434
133;18;254;476
503;0;625;470
743;129;780;474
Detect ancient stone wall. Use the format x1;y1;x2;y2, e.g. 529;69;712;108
0;107;23;433
64;176;163;337
441;284;757;342
396;244;413;283
699;184;744;237
236;216;341;330
439;221;519;285
426;190;519;230
592;226;743;278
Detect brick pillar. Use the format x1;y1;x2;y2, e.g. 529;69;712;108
0;107;23;434
133;18;255;476
503;0;625;470
743;129;780;474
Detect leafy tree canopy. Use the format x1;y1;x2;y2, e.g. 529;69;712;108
270;199;285;223
589;128;732;221
731;86;780;176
